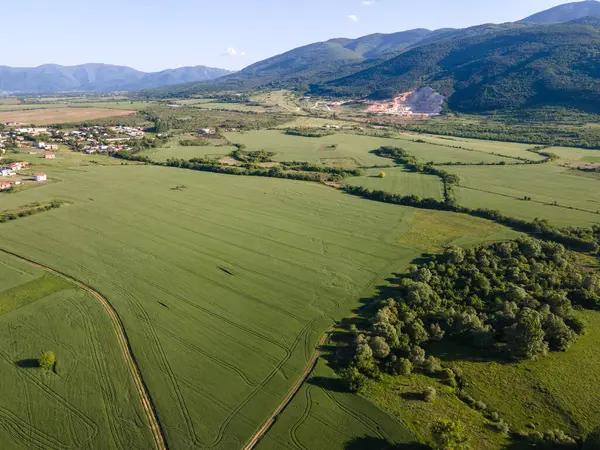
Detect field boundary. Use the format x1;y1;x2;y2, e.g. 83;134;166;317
0;248;167;450
242;323;334;450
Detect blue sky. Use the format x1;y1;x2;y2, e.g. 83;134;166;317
2;0;571;72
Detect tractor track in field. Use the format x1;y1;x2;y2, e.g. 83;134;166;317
0;248;168;450
241;321;333;450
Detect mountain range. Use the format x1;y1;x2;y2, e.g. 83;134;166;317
4;1;600;115
0;64;232;94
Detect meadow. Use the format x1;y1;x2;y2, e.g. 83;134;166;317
448;163;600;227
139;139;233;162
346;168;444;200
223;130;516;168
0;252;154;449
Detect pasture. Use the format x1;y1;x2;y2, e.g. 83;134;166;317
0;163;431;449
0;252;154;449
0;108;137;125
223;130;516;168
448;164;600;227
139;140;233;162
346;168;444;200
432;309;600;438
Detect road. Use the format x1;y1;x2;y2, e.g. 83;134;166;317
0;249;168;450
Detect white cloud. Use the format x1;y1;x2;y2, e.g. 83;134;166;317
223;47;245;57
361;1;376;5
348;14;359;23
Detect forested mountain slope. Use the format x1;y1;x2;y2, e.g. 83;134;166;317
312;19;600;113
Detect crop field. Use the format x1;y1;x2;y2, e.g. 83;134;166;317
224;130;515;168
448;163;600;226
0;162;450;449
0;108;137;125
0;252;154;449
346;168;444;200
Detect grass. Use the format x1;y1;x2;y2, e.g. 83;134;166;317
0;162;428;449
430;309;600;439
0;108;137;125
255;360;418;450
0;274;71;316
0;251;154;449
190;102;268;113
448;163;600;227
139;139;233;162
224;130;514;169
346;168;445;200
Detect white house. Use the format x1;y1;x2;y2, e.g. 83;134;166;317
35;173;47;182
0;168;14;177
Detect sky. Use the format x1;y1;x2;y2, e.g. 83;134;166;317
0;0;576;72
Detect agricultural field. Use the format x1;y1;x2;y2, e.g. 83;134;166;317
0;162;444;449
189;102;268;113
140;140;233;162
223;130;516;168
0;252;154;449
448;163;600;227
346;168;444;200
0;107;137;125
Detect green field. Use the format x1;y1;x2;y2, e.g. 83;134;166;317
0;252;154;449
140;141;233;162
224;130;516;168
447;163;600;226
432;309;600;438
346;168;445;200
0;162;436;449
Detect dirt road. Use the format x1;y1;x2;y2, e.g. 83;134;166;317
0;249;167;450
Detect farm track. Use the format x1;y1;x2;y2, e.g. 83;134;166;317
0;249;168;450
241;321;332;450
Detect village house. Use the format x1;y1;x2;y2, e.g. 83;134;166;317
0;168;14;177
44;153;56;159
34;173;47;182
0;182;12;191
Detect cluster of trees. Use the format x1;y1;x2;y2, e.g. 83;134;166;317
342;185;600;254
341;238;598;388
372;146;461;185
163;157;347;183
399;120;600;149
279;161;361;177
231;149;276;163
284;128;334;138
0;200;65;223
179;139;210;147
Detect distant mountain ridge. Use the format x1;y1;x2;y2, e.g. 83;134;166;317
312;17;600;113
150;29;438;95
0;63;232;94
521;0;600;23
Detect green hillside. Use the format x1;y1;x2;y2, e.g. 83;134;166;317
313;19;600;113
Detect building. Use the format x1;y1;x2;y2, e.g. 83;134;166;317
35;173;47;182
44;153;56;159
0;182;12;190
1;168;15;176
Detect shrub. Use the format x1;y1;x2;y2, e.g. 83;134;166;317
379;171;386;178
473;400;487;411
340;367;367;393
38;351;56;371
494;420;510;434
395;358;413;376
423;355;442;375
431;418;470;450
423;386;437;402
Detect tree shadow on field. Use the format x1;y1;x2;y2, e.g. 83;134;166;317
345;436;430;450
307;376;347;393
15;359;38;369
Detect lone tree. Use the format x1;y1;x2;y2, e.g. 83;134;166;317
431;418;470;450
379;171;386;178
38;351;56;371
